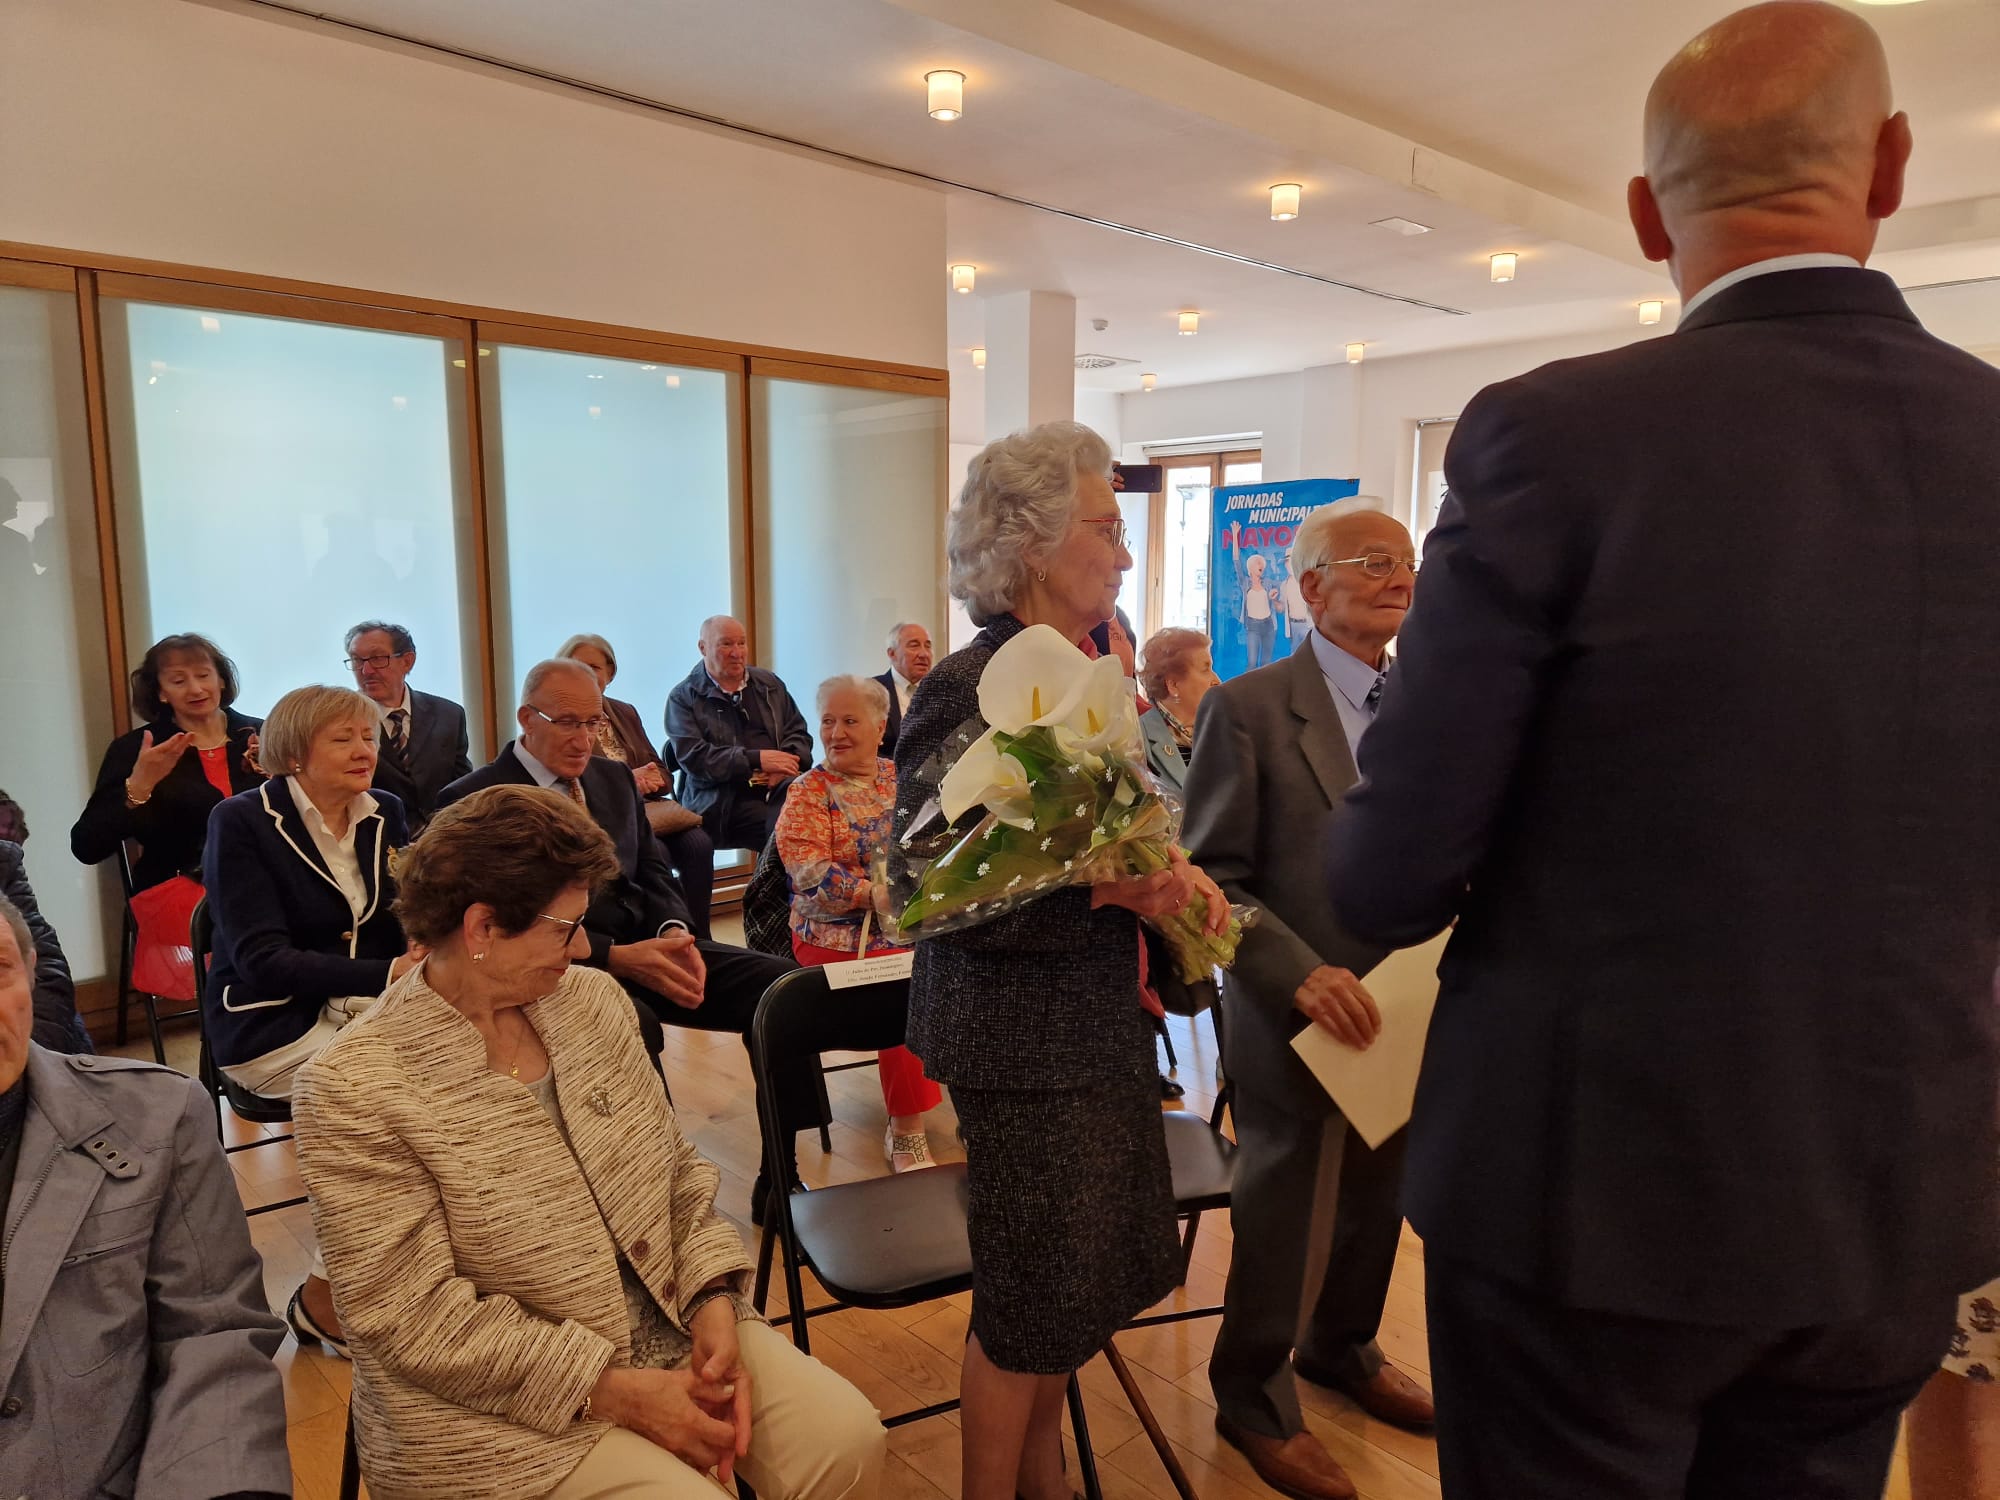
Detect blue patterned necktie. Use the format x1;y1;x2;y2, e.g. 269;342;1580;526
1365;673;1386;716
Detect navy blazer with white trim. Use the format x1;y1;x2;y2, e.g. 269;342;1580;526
201;778;407;1068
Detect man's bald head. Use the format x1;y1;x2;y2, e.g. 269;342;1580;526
1630;2;1910;294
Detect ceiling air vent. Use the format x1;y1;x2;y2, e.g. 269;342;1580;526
1075;352;1138;370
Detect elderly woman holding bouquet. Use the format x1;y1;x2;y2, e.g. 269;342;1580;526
774;673;942;1172
896;421;1228;1500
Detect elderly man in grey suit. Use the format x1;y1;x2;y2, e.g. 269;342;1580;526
1183;500;1429;1500
0;896;290;1499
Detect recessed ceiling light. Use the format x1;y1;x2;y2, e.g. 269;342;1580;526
1371;217;1431;236
1491;252;1519;283
588;405;602;418
970;346;987;368
1638;300;1664;325
666;375;680;388
1269;183;1302;221
199;315;220;333
951;264;976;294
1178;311;1200;336
391;395;408;409
1140;373;1156;392
927;70;964;121
1346;342;1366;364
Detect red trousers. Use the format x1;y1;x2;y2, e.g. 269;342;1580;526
790;936;943;1119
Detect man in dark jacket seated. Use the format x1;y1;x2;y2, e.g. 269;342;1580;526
0;895;290;1499
440;658;821;1210
0;838;92;1053
664;615;814;854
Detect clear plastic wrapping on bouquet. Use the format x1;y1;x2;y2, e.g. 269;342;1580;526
887;707;1255;985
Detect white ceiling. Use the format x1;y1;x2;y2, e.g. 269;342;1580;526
264;0;2000;390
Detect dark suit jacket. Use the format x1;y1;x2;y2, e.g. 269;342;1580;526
1182;646;1385;1117
202;779;407;1069
874;671;905;759
896;615;1155;1090
604;696;662;770
71;710;265;892
0;841;89;1054
437;745;691;966
1328;267;2000;1327
664;664;813;828
367;687;472;829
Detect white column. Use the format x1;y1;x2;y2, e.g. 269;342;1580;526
982;290;1075;438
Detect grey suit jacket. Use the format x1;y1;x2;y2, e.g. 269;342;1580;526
1182;642;1386;1116
0;1047;289;1499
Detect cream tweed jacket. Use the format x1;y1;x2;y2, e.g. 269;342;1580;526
292;963;757;1500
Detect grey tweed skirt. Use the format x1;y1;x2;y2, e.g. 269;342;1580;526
952;1068;1183;1375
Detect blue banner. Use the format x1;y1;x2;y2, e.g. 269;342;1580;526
1208;477;1359;680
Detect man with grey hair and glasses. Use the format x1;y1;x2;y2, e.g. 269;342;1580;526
1184;498;1428;1500
440;658;821;1219
343;619;472;829
1329;4;2000;1495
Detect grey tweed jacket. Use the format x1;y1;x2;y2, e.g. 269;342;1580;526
895;615;1155;1092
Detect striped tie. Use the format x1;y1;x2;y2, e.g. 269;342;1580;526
1365;673;1386;716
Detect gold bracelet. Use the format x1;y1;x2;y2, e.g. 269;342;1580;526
124;780;152;808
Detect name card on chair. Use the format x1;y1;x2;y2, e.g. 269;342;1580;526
823;951;916;990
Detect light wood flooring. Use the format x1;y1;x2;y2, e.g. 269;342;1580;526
108;925;1910;1500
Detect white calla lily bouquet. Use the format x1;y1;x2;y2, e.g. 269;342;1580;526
891;624;1252;982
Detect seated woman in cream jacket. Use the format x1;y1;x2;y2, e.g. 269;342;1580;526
293;784;884;1500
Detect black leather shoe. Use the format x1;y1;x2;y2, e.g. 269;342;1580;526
285;1285;350;1360
1159;1072;1186;1100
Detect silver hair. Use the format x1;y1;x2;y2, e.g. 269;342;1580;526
556;632;618;678
260;685;379;776
949;421;1114;626
521;657;599;705
885;621;929;652
1289;496;1389;578
699;615;742;646
0;894;32;972
816;674;891;723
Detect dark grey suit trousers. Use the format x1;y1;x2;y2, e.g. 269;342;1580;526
1209;1079;1408;1439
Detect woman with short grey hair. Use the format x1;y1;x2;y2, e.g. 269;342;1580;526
897;420;1228;1500
203;683;416;1360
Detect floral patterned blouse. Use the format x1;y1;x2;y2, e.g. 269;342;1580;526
773;760;899;953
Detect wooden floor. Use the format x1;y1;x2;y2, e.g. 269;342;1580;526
108;928;1910;1500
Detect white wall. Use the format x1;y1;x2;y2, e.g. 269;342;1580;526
1117;328;1663;519
1117;371;1307;479
0;0;945;368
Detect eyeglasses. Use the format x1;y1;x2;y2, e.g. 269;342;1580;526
1079;517;1129;549
1326;552;1419;579
527;706;611;736
536;911;587;940
344;653;407;671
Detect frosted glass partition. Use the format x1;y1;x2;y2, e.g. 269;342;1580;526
483;345;739;741
104;303;472;715
0;284;115;979
752;375;945;778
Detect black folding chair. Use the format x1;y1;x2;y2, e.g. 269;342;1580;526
747;965;1106;1495
189;898;308;1216
115;843;199;1063
1107;999;1239;1500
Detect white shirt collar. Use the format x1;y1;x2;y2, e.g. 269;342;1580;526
1679;254;1864;321
287;776;377;841
369;685;413;721
512;740;563;790
1307;628;1386;715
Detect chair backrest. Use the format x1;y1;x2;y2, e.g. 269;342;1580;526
116;840;139;903
740;832;794;959
189;897;215;1009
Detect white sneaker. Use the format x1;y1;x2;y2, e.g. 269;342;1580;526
885;1124;934;1173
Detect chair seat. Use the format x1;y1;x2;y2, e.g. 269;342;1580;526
1163;1109;1235;1210
788;1163;972;1305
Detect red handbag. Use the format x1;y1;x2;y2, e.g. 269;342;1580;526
128;873;203;1001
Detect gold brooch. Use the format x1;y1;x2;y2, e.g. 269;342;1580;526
587;1088;614;1118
